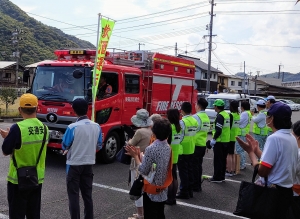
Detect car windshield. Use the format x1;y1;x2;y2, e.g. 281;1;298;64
207;98;232;110
32;66;90;102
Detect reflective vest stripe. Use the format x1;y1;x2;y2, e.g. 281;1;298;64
7;118;48;184
181;116;198;154
230;112;241;141
240;111;252;136
170;124;183;164
253;111;268;136
213;111;230;143
195;112;210;146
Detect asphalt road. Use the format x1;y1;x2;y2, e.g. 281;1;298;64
0;111;298;219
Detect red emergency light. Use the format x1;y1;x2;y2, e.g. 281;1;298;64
54;49;97;61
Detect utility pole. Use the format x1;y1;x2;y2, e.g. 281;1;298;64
11;28;25;87
204;0;216;92
248;71;252;95
175;42;178;56
243;61;246;93
138;43;145;51
254;71;260;96
278;64;283;79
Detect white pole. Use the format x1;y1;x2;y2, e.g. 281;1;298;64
92;13;102;122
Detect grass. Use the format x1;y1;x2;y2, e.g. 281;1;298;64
0;98;21;117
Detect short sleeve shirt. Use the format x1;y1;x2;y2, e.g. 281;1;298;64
260;129;298;187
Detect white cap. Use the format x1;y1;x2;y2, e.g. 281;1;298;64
266;95;275;101
257;99;266;106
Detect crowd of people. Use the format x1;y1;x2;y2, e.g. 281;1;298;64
0;93;299;219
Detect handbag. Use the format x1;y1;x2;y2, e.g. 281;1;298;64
233;165;284;218
116;146;131;165
129;174;144;200
12;124;47;191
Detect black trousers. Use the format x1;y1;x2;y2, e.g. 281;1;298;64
286;196;300;219
192;146;206;190
177;154;193;194
67;165;94;219
143;193;165;219
213;142;228;180
7;182;42;219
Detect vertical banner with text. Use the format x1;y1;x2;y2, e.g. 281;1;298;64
92;18;115;121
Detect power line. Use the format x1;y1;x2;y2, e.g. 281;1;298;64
75;14;209;38
117;1;208;22
216;0;295;3
214;42;300;49
114;12;209;32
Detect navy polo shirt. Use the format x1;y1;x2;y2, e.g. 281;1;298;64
2;124;21;155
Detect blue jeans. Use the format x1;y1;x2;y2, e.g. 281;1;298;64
235;136;246;169
253;134;267;152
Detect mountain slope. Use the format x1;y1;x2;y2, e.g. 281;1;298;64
0;0;95;65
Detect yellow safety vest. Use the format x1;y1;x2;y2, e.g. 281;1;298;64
195;112;210;146
181;115;198;155
7;118;48;184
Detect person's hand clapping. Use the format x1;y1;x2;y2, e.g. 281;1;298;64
125;145;139;158
236;134;259;154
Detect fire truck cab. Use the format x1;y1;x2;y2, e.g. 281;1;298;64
29;49;197;163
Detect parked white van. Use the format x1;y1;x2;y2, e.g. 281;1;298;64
205;93;255;125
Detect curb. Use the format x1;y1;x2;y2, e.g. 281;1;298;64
12;118;23;122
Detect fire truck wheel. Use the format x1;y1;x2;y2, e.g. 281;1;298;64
97;131;120;163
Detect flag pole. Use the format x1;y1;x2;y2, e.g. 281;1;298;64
92;13;102;122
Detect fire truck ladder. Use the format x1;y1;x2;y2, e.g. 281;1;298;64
143;67;153;113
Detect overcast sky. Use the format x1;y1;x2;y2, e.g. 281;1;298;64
10;0;300;76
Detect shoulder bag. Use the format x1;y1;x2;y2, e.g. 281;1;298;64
12;124;47;191
233;165;287;218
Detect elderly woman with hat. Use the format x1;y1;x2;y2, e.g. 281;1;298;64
237;102;298;218
127;109;153;219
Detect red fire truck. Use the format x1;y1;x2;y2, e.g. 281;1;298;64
28;49;197;163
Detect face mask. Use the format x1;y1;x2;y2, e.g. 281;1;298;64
266;118;273;127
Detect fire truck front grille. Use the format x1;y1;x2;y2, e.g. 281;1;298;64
38;118;72;125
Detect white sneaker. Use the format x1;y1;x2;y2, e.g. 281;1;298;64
225;171;233;177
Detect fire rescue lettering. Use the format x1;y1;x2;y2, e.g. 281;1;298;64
28;126;44;135
156;101;184;111
125;97;140;102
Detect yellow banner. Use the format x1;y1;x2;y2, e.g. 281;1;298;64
92;18;115;121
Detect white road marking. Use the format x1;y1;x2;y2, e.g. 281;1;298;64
203;157;252;166
202;175;242;184
92;183;246;218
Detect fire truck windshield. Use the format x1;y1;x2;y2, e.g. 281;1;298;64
32;66;89;102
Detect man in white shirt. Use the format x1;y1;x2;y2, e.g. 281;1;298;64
252;100;268;151
235;101;252;170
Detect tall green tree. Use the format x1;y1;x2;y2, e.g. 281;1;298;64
0;87;17;114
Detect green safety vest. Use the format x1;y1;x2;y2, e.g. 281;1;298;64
240;111;252;136
195;112;210;146
170;124;183;164
181;115;198;155
253;111;268;136
7;118;48;184
230;112;241;141
212;111;230;143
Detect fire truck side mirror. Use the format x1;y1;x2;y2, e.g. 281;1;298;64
23;69;30;82
73;69;83;79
